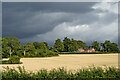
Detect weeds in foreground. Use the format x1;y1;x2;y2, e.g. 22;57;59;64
2;66;120;80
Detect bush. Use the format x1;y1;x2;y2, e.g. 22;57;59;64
46;50;58;57
8;56;21;64
2;66;120;79
2;60;9;64
24;49;59;57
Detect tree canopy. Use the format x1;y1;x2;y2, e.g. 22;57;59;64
1;37;119;58
54;38;64;52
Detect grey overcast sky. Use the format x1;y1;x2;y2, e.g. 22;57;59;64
2;2;118;46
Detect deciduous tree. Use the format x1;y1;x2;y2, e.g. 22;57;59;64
54;38;64;52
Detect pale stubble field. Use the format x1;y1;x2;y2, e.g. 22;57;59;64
2;53;118;71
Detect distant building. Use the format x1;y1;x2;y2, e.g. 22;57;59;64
78;48;95;52
91;48;95;52
78;48;85;52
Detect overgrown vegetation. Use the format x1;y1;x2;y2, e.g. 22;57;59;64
2;37;58;58
2;66;120;79
1;37;119;58
2;56;21;64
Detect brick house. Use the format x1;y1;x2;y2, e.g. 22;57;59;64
78;48;85;52
78;48;95;52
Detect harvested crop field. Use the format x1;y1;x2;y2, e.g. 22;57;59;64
1;54;118;71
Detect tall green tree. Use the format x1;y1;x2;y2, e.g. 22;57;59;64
109;43;119;52
54;38;64;52
43;42;49;49
39;42;48;50
24;43;35;56
104;40;111;52
33;42;49;50
92;41;100;51
63;37;71;52
2;37;20;57
77;40;86;49
16;45;24;57
100;40;119;52
33;42;40;49
68;38;78;52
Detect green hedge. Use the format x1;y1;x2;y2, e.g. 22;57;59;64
2;60;9;64
24;50;58;57
2;66;120;79
2;56;21;64
59;52;110;54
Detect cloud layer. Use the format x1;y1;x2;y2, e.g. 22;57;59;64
3;2;118;46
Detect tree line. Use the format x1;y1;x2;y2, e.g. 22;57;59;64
1;37;119;58
54;37;119;52
2;37;57;58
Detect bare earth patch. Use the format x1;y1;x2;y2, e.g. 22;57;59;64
1;53;118;71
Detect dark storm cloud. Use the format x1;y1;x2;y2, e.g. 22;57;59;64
2;2;118;46
3;2;96;13
2;2;96;39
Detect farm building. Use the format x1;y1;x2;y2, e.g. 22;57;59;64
78;48;85;52
78;48;95;52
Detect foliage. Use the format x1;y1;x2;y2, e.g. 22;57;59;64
24;43;35;52
2;37;20;58
59;52;108;54
101;40;119;52
2;37;58;58
24;49;58;57
63;37;71;52
92;41;100;51
2;47;10;58
8;56;21;64
33;42;48;50
43;42;49;49
2;60;9;64
54;38;64;52
2;37;119;58
63;37;87;52
77;40;86;49
69;38;79;52
33;42;40;49
2;66;120;79
2;56;21;64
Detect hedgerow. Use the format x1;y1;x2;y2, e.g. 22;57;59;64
2;66;120;80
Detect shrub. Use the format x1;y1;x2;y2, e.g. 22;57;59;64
46;50;58;57
2;66;120;79
2;60;9;64
8;56;21;64
23;49;58;57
